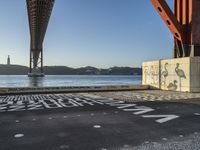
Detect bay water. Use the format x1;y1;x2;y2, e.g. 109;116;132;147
0;75;142;88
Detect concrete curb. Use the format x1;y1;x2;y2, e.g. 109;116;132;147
0;84;149;95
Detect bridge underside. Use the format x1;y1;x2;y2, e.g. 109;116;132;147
26;0;55;77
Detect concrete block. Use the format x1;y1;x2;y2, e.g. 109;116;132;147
143;57;200;92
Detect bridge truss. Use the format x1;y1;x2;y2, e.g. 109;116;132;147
26;0;55;77
151;0;200;58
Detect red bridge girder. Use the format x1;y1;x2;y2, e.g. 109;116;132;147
151;0;184;42
151;0;200;58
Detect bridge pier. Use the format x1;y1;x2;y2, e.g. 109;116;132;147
143;57;200;92
143;0;200;92
28;50;44;77
26;0;55;78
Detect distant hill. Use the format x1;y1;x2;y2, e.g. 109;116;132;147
0;64;142;75
0;64;28;75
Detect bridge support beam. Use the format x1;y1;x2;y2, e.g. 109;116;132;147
151;0;200;58
26;0;55;77
142;0;200;92
28;50;44;77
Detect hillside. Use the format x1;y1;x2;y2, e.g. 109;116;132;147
0;64;142;75
0;64;29;75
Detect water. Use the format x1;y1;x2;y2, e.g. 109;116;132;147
0;75;142;88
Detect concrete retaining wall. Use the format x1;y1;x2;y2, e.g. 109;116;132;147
143;57;200;92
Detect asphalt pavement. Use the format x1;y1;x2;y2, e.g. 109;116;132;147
0;93;200;150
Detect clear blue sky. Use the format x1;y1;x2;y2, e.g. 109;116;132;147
0;0;173;68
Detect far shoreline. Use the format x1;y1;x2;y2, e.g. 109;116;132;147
0;64;142;76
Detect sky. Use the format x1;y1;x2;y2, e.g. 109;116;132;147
0;0;174;68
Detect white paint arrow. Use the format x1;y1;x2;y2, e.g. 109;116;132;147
123;106;155;115
142;115;179;123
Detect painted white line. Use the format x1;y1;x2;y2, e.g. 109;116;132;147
117;104;136;109
123;106;154;115
93;125;101;128
15;120;20;123
60;145;69;149
123;144;130;148
194;113;200;116
142;115;179;123
14;134;24;138
162;138;167;141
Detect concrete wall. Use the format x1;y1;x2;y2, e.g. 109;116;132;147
143;57;200;92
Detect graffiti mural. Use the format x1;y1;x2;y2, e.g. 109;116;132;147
167;80;178;91
143;60;188;92
143;63;159;88
161;63;169;88
175;63;186;91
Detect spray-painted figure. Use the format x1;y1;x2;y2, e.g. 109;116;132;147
175;63;186;91
167;80;178;91
161;63;169;88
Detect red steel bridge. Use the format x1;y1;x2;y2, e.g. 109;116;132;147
26;0;200;77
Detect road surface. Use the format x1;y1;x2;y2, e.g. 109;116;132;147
0;93;200;150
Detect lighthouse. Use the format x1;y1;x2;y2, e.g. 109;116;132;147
7;55;10;65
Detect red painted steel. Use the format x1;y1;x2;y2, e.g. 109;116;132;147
151;0;183;41
191;0;200;45
151;0;200;57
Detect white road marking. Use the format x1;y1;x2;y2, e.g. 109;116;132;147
123;144;130;148
14;134;24;138
0;94;181;124
60;145;69;149
124;106;155;115
142;115;179;123
194;113;200;116
117;104;136;109
93;125;101;128
162;138;167;141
